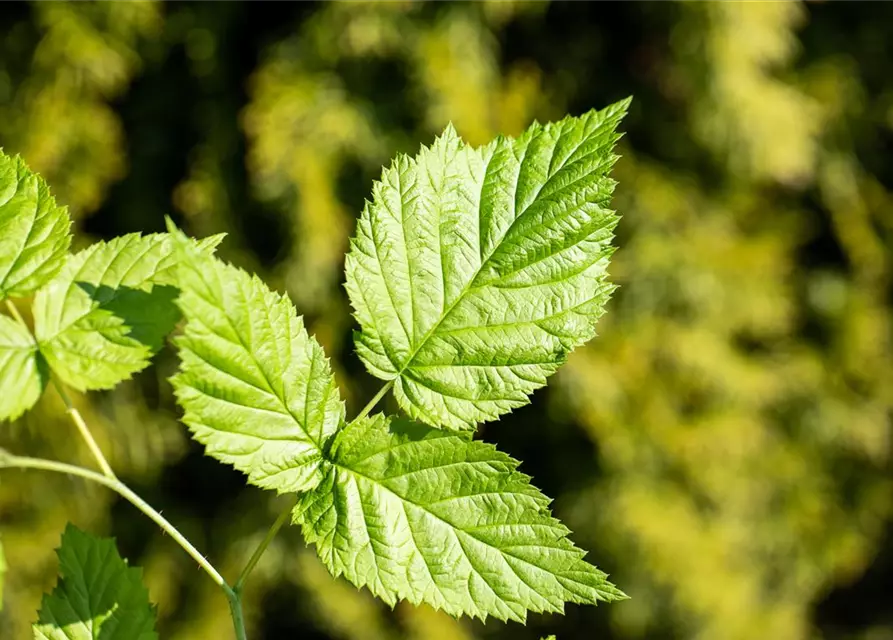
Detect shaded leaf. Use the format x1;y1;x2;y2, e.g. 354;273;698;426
33;232;222;391
32;524;157;640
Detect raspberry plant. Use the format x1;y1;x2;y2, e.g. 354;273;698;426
0;98;630;639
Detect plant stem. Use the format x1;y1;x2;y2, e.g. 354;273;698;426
227;593;248;640
235;501;294;592
0;453;229;590
2;282;249;637
351;379;393;425
3;298;117;482
4;298;28;329
0;452;249;640
51;378;117;481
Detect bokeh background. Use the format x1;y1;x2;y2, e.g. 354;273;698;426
1;2;892;639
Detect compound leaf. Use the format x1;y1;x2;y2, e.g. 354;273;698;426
0;313;47;421
0;150;72;300
346;99;629;430
32;524;157;640
170;227;344;495
33;232;221;391
296;414;625;622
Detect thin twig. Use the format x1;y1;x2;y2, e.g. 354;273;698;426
51;379;117;480
351;379;394;425
235;500;295;593
0;453;230;592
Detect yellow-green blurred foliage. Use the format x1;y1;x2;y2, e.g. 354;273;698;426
1;2;891;640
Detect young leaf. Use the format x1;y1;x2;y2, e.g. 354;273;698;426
346;100;628;430
0;150;72;300
296;414;625;622
0;314;47;421
32;232;221;391
32;524;157;640
169;227;344;494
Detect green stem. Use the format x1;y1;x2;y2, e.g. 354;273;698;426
2;280;248;637
235;501;295;593
227;594;248;640
0;453;249;640
51;379;117;481
4;298;28;330
351;380;393;425
4;298;117;482
0;453;230;592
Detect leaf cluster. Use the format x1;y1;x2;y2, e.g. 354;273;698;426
0;99;629;636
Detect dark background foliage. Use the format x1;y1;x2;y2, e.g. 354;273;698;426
1;2;892;639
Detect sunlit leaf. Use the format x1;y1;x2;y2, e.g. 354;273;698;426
0;150;71;300
297;414;625;622
169;225;344;494
0;314;46;421
346;100;628;430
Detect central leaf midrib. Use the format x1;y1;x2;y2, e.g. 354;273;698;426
189;260;326;452
334;460;570;587
393;128;591;379
394;190;520;377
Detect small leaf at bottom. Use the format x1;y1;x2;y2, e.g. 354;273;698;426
32;524;157;640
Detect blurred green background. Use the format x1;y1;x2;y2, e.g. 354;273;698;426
1;1;892;639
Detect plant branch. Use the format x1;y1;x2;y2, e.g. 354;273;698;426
235;500;295;593
227;594;247;640
0;452;250;640
4;298;117;482
351;379;393;425
0;452;230;592
51;378;117;481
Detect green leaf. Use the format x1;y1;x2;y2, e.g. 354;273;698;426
346;100;629;430
170;228;344;494
0;150;72;300
32;524;157;640
33;232;222;391
0;313;47;421
296;414;625;622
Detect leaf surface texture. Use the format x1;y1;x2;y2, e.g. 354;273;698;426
0;151;71;300
297;414;625;622
32;524;157;640
346;100;628;429
171;231;344;494
0;314;46;421
33;233;220;391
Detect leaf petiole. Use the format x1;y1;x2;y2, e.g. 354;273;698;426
50;378;117;480
4;299;28;330
350;379;393;426
234;500;295;593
